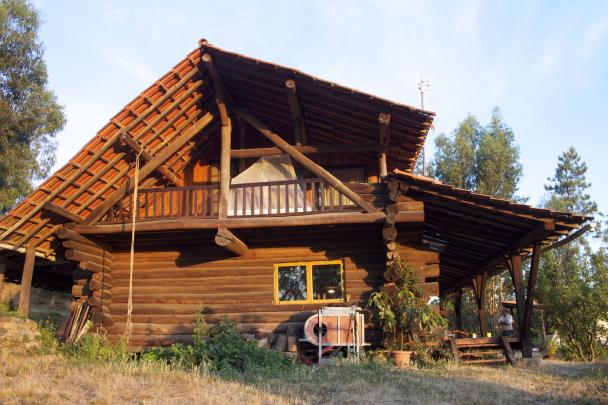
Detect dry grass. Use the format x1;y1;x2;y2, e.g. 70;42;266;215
0;351;606;404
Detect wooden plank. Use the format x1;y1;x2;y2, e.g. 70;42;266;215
18;247;36;317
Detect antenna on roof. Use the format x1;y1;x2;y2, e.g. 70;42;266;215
418;78;432;176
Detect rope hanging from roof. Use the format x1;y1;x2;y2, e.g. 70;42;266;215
125;150;142;344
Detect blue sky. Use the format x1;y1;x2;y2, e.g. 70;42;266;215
33;0;607;216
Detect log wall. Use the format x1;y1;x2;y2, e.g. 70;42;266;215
85;220;437;350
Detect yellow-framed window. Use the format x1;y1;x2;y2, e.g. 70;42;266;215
273;260;345;304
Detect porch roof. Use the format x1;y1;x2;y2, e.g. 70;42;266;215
391;171;590;294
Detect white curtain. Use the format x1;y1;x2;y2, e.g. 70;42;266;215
228;155;312;216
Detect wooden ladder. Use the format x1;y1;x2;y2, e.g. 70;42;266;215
450;337;517;366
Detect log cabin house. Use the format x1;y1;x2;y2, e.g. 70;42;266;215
0;40;589;356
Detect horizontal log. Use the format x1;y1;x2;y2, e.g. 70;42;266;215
386;201;424;215
74;279;89;286
106;321;306;336
88;296;111;307
91;311;114;327
111;284;274;295
71;285;91;297
76;212;387;234
395;210;424;223
89;279;111;291
63;240;108;258
65;250;112;268
92;272;113;284
230;143;380;158
57;226;111;251
111;292;273;304
79;261;109;274
92;289;112;300
110;311;314;325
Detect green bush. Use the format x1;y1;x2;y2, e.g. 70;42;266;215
144;316;292;373
62;333;131;363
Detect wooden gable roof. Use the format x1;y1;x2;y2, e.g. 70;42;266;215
0;40;434;258
392;171;590;293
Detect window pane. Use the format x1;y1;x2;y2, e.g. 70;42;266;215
312;264;343;300
278;265;307;302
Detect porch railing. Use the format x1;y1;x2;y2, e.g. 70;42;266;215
103;178;358;223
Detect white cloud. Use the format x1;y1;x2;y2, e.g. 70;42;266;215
103;52;156;86
581;16;608;60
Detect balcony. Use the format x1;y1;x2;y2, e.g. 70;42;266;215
102;178;361;224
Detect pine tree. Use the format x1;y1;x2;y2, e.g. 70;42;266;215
0;0;65;213
544;146;597;216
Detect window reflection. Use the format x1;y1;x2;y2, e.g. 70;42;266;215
277;265;307;301
312;264;343;300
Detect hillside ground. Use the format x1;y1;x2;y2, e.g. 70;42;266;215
1;350;606;404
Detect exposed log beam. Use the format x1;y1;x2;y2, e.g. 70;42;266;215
18;246;35;318
215;228;249;256
378;113;391;178
42;202;83;224
230;143;379;158
75;212;387;234
82;112;215;225
118;134;183;186
203;53;232;222
235;109;378;214
284;79;307;145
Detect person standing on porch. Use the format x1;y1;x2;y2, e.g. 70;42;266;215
498;309;514;336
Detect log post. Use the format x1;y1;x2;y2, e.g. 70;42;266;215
454;288;463;332
285;79;307;146
471;271;487;336
506;253;526;347
378;113;391;179
18;246;36;318
522;243;541;358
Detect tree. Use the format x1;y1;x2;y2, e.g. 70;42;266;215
429;108;523;200
544;146;597;216
0;0;65;213
536;148;607;361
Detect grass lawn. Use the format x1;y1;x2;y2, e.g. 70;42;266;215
0;351;606;404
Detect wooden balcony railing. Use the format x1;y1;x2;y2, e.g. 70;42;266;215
102;178;358;223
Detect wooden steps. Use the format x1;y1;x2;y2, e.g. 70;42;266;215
450;337;520;366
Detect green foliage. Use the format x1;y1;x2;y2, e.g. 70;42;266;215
62;334;131;362
537;147;607;361
428;108;523;200
144;316;292;373
0;0;65;212
368;256;446;352
544;146;598;217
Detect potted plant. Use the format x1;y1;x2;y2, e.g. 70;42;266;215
368;256;445;367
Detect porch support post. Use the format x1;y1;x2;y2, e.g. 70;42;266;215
471;271;487;336
378;113;391;179
521;243;541;358
506;252;528;354
18;246;36;318
454;288;463;332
